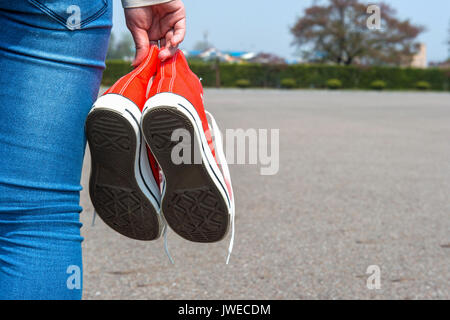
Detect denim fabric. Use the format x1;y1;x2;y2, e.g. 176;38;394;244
0;0;112;299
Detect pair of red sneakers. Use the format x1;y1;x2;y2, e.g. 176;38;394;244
85;45;235;263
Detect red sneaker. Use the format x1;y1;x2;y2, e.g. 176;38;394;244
141;50;235;262
85;45;163;240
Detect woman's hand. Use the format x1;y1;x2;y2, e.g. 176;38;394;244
125;0;186;66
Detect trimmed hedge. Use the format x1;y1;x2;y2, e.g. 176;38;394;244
102;60;450;91
280;78;297;89
235;79;251;88
370;80;387;90
415;81;431;90
326;79;343;89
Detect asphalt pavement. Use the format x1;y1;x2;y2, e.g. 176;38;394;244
80;89;450;299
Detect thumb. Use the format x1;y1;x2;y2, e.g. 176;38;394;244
130;27;150;68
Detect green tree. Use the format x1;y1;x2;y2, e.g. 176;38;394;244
291;0;424;66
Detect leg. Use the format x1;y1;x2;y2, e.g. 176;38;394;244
0;0;112;299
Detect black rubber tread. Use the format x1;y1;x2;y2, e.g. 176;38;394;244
142;107;229;243
86;109;160;240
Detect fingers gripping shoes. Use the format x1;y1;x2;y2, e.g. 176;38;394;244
85;45;163;241
141;50;235;262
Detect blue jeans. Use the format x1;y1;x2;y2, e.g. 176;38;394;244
0;0;112;299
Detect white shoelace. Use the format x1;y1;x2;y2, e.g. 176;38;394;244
92;210;97;227
163;224;175;264
205;111;236;264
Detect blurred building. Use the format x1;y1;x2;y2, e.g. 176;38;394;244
183;47;286;64
183;48;250;63
410;43;427;68
247;53;286;64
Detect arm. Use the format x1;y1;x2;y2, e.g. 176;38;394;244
123;0;186;66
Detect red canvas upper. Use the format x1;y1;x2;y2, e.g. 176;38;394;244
147;50;236;198
148;50;216;159
103;45;161;185
102;47;232;196
105;45;160;110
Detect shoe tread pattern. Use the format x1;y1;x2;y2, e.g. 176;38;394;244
142;108;229;243
86;109;160;240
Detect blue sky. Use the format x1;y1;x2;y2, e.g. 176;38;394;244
112;0;450;62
